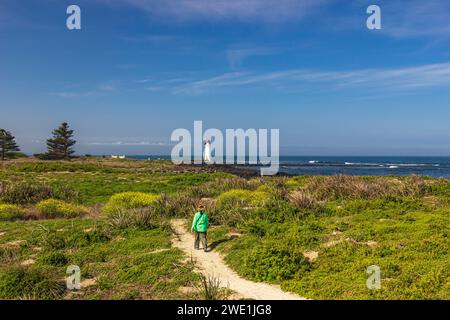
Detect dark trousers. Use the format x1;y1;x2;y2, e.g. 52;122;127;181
194;232;207;251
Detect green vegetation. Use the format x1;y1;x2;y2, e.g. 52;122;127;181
0;181;79;205
0;160;226;204
216;189;271;208
103;192;159;215
0;158;449;300
36;199;89;219
0;266;66;299
209;175;450;300
0;204;26;221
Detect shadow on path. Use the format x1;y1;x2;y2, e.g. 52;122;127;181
208;235;239;251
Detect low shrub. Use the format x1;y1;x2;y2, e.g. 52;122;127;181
288;191;323;211
33;228;67;250
51;184;80;203
188;177;252;198
36;199;89;219
0;204;26;221
8;162;116;173
38;251;68;267
0;266;66;299
1;182;53;204
0;181;79;204
209;206;251;227
255;179;289;200
216;189;270;209
107;207;166;229
251;199;303;223
32;224;111;250
102;192;159;215
67;227;112;247
242;245;310;282
0;245;20;264
304;175;431;201
155;193;199;218
198;274;221;300
403;175;432;198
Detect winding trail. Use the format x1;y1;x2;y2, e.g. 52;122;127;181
170;219;307;300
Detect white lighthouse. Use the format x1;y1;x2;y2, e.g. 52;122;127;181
204;140;212;164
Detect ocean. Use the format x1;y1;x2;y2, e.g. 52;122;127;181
129;156;450;179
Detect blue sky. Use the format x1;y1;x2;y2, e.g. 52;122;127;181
1;0;450;155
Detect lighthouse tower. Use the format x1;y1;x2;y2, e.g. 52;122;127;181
204;140;212;164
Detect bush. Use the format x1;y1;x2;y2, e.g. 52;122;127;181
304;175;431;201
209;206;251;227
216;189;270;209
0;204;26;221
251;199;302;223
67;227;111;247
198;274;221;300
4;152;28;159
0;182;53;204
38;251;68;267
0;267;66;299
32;225;111;250
208;189;273;227
288;191;322;211
0;181;78;204
242;245;310;282
155;193;199;218
102;192;159;215
188;177;252;198
36;199;89;219
0;245;20;264
255;180;289;200
107;207;166;229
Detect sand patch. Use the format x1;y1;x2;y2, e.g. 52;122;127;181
5;240;27;248
178;286;197;295
80;278;97;288
147;248;170;254
303;251;319;262
21;259;35;266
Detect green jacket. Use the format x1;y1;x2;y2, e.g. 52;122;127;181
191;211;209;233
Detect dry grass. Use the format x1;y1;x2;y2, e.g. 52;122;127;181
288;191;322;210
156;193;200;217
303;175;431;201
188;177;252;198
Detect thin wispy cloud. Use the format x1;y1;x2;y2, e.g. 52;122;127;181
49;62;450;97
97;0;450;39
226;46;282;69
50;81;118;98
169;62;450;94
98;0;330;23
379;0;450;38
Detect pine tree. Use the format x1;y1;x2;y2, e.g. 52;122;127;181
0;129;20;161
46;122;76;160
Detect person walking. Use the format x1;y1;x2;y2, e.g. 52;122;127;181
191;205;209;252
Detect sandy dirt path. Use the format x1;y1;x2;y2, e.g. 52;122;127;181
171;219;307;300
